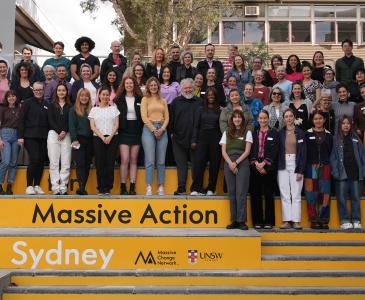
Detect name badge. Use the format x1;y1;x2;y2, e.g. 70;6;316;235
353;139;359;143
309;136;315;140
298;139;304;143
137;103;141;106
258;91;263;94
267;137;273;141
238;137;244;140
361;107;365;111
43;106;48;110
113;64;118;67
80;57;85;61
298;109;304;112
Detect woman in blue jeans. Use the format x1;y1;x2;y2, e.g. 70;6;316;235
0;90;21;194
330;116;365;230
141;77;169;196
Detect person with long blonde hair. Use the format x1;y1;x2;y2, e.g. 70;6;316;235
69;88;93;195
145;48;167;82
141;77;169;196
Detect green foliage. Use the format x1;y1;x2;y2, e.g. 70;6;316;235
239;43;271;69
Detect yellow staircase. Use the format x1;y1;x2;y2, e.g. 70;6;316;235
0;169;364;299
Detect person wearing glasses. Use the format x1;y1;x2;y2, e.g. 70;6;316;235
263;87;289;130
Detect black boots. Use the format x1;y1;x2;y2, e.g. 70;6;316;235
129;183;136;195
120;183;136;195
120;183;128;195
76;182;88;195
6;184;13;195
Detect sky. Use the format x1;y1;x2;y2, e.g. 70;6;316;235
35;0;122;57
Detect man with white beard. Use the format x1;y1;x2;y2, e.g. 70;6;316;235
169;78;203;195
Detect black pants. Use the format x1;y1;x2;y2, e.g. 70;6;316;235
191;129;221;193
93;136;118;193
172;139;194;191
250;166;276;226
24;138;47;186
74;135;93;188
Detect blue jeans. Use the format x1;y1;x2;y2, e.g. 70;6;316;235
141;124;168;185
0;128;19;184
335;180;362;224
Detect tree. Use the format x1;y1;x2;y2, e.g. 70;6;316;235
80;0;232;55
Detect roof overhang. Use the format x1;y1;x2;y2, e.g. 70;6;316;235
15;4;54;53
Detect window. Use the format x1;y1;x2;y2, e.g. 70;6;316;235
290;6;311;17
292;22;311;42
223;22;243;44
361;8;365;18
211;24;219;44
363;23;365;43
244;22;265;43
315;21;335;43
336;6;356;18
315;6;335;18
338;22;357;43
268;6;289;17
270;21;289;43
189;25;208;44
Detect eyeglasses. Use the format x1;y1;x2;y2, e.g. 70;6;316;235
272;92;282;96
33;89;43;92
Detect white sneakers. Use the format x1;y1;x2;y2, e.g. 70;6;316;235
206;190;216;196
353;221;362;229
190;191;205;196
26;186;45;195
146;185;152;196
158;185;164;196
340;222;353;230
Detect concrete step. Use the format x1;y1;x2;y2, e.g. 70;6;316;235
9;270;365;287
262;254;365;261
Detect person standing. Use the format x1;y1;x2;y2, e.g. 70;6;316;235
70;36;100;81
331;83;355;132
0;60;10;102
201;68;226;107
220;110;252;230
305;111;333;229
47;83;72;195
0;90;20;194
10;62;33;104
335;39;364;85
13;46;41;84
250;110;279;229
263;87;289;130
44;64;72;102
242;83;263;128
225;55;252;93
222;45;238;80
175;51;197;83
330;116;365;229
41;42;71;82
70;63;99;105
69;88;93;195
167;44;181;81
285;54;303;82
100;40;127;85
18;82;49;195
115;76;143;195
141;77;169;196
278;109;307;230
145;48;167;82
89;86;120;195
170;78;202;195
272;66;292;103
190;87;221;196
197;43;224;84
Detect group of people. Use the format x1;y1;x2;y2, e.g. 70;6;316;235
0;36;364;231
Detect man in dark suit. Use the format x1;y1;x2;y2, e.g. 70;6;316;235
197;43;224;84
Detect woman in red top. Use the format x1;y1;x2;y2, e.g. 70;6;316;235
285;54;303;82
253;70;271;105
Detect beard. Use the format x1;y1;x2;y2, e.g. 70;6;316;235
181;91;194;99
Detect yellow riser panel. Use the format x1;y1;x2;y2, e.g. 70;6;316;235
261;261;365;270
261;232;365;241
262;246;365;255
0;197;364;229
4;294;365;300
10;276;365;287
7;168;365;229
0;236;261;270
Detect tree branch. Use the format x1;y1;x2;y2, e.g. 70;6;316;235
111;0;139;40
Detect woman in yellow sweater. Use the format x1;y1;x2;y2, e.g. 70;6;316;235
141;77;169;196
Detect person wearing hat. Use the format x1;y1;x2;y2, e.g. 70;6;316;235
70;36;100;81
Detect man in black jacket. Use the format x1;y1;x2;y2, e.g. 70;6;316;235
167;44;181;81
100;40;127;84
197;43;224;84
170;78;203;195
13;46;41;84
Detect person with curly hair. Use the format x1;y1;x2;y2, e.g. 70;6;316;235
70;36;100;81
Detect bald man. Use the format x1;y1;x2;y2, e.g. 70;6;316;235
100;40;127;84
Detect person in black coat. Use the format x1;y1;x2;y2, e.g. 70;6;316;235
250;110;279;229
196;43;224;85
115;76;144;195
145;48;167;82
175;51;197;83
201;68;226;108
100;41;127;85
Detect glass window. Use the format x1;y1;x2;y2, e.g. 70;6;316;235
361;8;365;18
270;21;289;42
363;23;365;43
268;6;289;18
223;22;243;44
290;6;311;17
338;22;357;43
292;22;311;42
244;22;265;43
211;24;219;44
314;6;335;18
336;6;356;18
189;25;208;44
315;21;335;43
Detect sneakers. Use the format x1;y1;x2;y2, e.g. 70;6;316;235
206;190;216;196
280;222;291;229
238;222;248;230
353;222;362;229
190;191;205;196
340;222;353;230
25;186;36;195
293;222;303;230
146;185;152;196
174;188;186;195
34;185;45;195
158;185;165;196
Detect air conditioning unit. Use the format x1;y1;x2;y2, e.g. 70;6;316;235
245;6;260;16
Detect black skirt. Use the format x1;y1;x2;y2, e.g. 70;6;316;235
119;120;141;145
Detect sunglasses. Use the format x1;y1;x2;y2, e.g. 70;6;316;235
272;92;282;96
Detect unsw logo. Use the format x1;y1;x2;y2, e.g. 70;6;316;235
134;251;156;265
188;249;198;264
